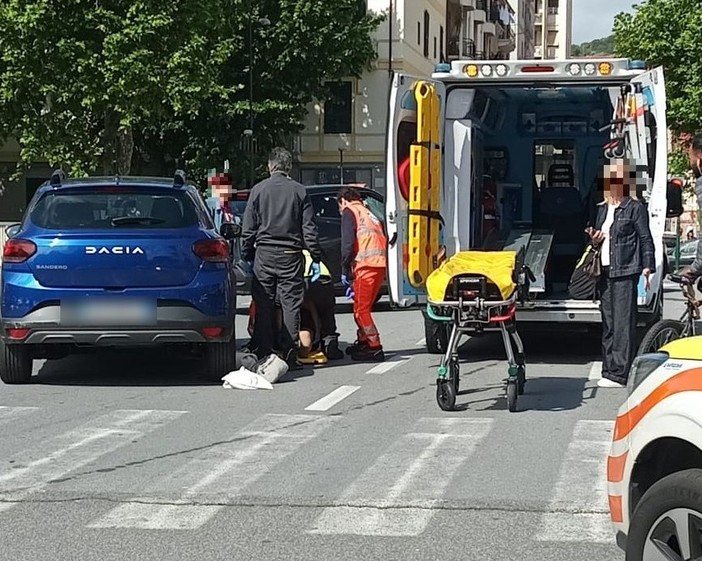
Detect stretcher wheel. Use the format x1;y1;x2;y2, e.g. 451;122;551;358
506;381;518;412
437;381;457;411
450;360;460;394
517;365;526;396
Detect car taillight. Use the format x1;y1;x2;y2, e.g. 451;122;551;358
2;239;37;264
192;239;229;262
6;328;30;341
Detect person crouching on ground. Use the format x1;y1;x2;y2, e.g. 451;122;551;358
337;187;387;362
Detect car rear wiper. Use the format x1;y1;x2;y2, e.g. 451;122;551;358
111;216;166;226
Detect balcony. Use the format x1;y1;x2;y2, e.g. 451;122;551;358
474;0;487;22
497;23;516;52
459;0;476;8
482;22;496;35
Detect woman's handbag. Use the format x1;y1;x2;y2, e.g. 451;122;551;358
568;244;601;300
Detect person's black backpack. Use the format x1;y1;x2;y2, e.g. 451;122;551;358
568;244;601;300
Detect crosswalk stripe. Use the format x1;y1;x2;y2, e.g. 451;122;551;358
366;355;413;375
0;409;185;514
535;420;614;543
308;418;494;536
588;361;603;380
88;413;335;530
0;406;40;426
305;386;360;411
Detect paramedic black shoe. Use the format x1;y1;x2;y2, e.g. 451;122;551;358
345;341;369;356
350;346;385;362
283;348;304;371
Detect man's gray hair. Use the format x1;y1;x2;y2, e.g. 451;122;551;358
268;147;293;174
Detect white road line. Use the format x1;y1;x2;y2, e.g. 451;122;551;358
588;361;603;380
88;413;335;530
305;386;360;412
0;409;185;514
366;355;412;375
535;420;615;543
415;338;426;346
308;418;494;536
0;406;40;426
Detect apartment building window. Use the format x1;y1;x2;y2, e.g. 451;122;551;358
434;36;437;58
547;0;558;14
323;81;353;134
423;11;430;57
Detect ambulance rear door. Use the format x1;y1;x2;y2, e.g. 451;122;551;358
385;72;446;308
629;66;667;311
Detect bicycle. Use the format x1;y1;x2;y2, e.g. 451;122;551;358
637;273;702;355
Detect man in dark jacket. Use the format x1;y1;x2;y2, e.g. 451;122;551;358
241;147;323;369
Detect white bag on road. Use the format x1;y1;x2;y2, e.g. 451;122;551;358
222;367;274;391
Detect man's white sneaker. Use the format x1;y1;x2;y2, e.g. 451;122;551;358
598;377;626;388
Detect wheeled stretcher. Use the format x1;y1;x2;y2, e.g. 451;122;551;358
425;250;534;412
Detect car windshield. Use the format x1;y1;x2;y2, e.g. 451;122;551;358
30;189;199;229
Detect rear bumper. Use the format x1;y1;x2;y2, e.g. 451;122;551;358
1;305;233;346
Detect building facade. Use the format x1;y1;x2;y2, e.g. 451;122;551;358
532;0;572;60
295;0;521;194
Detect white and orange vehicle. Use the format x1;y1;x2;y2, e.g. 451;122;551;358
606;336;702;560
384;58;684;351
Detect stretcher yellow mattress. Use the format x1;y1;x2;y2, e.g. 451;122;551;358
426;251;518;303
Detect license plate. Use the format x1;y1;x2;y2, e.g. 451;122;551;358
62;299;156;326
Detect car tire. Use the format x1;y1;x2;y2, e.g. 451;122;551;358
625;468;702;561
203;338;237;383
0;341;33;384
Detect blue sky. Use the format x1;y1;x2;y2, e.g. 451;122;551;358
572;0;636;44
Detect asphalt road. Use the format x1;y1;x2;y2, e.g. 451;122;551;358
0;284;689;561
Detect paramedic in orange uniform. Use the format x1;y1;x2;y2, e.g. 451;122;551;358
337;187;387;362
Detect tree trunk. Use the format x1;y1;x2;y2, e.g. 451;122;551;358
116;126;134;176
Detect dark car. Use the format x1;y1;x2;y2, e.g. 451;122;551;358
231;184;385;296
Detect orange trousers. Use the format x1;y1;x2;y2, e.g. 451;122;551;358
353;266;385;349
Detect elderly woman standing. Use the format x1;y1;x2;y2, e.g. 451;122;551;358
587;159;655;388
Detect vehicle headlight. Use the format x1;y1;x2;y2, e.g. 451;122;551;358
627;352;669;395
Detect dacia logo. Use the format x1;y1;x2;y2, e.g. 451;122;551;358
85;246;145;255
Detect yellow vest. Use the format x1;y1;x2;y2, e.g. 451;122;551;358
303;250;332;282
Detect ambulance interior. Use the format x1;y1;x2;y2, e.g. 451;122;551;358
445;84;632;300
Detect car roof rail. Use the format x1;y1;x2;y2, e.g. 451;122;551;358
50;169;66;188
173;169;186;188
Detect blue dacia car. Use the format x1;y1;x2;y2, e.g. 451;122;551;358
0;170;239;384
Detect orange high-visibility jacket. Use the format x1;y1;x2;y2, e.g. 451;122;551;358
346;201;387;270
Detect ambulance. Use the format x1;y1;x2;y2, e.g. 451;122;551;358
384;58;678;352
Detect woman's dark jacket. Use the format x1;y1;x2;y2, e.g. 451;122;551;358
594;197;656;278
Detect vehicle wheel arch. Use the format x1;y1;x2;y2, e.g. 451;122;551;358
629;436;702;518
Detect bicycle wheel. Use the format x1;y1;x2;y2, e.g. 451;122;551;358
637;319;686;355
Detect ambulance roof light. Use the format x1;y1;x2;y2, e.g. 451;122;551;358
628;60;646;70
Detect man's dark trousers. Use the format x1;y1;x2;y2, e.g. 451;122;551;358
305;280;339;347
599;267;639;384
252;246;305;360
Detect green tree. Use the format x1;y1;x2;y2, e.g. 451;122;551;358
572;35;615;57
613;0;702;137
0;0;382;182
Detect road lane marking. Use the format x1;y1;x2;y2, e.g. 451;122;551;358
535;420;614;543
0;406;39;426
415;338;426;346
0;409;185;514
366;355;412;375
88;414;335;530
305;386;360;412
588;361;603;380
308;418;494;536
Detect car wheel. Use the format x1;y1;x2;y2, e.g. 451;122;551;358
203;338;237;383
0;340;33;384
625;468;702;561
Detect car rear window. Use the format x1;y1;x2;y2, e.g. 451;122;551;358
30;189;200;229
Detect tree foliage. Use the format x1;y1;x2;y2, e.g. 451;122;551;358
572;35;615;57
0;0;383;182
613;0;702;137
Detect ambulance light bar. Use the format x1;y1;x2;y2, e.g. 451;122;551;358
432;58;647;81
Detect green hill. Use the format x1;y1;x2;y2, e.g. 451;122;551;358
572;35;615;57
